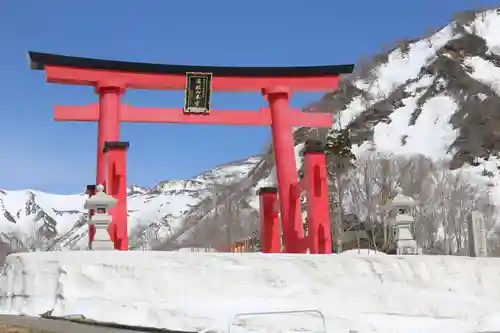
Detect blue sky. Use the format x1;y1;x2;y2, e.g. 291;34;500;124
0;0;496;194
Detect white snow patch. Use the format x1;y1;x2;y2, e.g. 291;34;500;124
405;74;435;93
294;143;305;171
466;10;500;55
477;93;488;101
372;97;417;153
338;96;368;128
2;252;500;333
0;190;85;235
373;94;459;160
464;56;500;96
341;26;457;129
355;26;456;98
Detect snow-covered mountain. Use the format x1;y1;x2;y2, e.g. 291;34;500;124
0;157;260;250
299;7;500;203
5;7;500;250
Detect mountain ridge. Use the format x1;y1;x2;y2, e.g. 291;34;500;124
0;155;261;251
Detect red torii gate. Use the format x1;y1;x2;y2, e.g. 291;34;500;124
28;51;353;253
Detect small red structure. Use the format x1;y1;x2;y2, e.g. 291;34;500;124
85;184;96;249
257;140;332;254
258;187;280;253
28;51;353;252
301;140;332;254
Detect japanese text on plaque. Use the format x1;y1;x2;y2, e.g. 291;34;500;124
184;72;212;113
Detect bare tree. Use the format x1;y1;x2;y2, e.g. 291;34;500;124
324;118;356;252
342;153;496;254
1;224;52;252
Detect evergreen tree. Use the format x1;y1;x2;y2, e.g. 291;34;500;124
324;127;356;166
324;125;356;253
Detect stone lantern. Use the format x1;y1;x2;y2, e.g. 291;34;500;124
84;184;117;250
390;188;417;255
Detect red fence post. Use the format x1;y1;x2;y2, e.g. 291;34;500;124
258;187;280;253
86;184;97;249
304;140;332;254
263;86;304;253
103;141;130;251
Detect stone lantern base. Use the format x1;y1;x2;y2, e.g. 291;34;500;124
397;239;417;255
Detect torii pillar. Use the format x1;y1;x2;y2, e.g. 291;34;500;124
263;86;304;252
303;140;332;254
258;186;280;253
96;84;124;193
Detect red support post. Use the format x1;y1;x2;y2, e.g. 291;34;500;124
263;86;304;253
54;104;334;127
103;141;130;251
86;184;97;249
95;84;124;193
258;187;280;253
304;140;332;254
292;178;308;253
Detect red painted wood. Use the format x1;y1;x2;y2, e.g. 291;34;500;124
54;104;333;127
45;66;341;92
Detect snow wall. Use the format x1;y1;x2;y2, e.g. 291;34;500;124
1;251;500;333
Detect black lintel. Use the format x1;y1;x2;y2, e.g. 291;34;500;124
258;186;278;195
304;139;325;153
103;141;130;152
86;184;96;192
28;51;355;77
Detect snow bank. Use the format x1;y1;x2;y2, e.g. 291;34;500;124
1;252;500;333
338;248;387;256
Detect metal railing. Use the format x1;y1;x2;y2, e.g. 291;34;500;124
228;309;327;333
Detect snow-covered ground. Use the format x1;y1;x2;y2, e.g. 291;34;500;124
1;251;500;333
